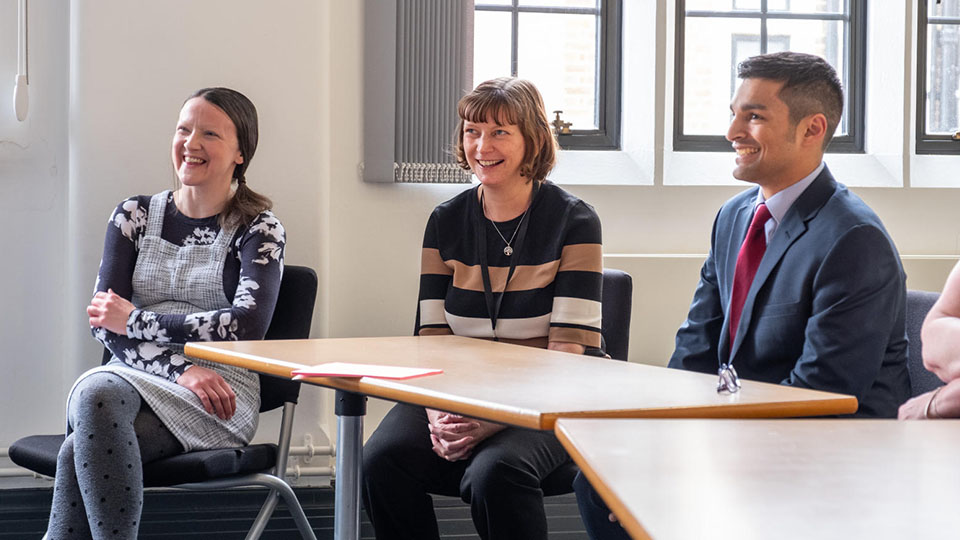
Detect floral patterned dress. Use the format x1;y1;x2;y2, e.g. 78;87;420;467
69;191;286;451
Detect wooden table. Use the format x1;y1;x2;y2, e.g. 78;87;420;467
185;335;858;540
555;418;960;540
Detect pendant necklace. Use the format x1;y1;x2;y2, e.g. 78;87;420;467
481;189;531;257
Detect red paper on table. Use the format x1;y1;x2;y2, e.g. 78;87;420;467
291;362;443;380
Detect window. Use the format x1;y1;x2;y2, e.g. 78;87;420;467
917;0;960;155
473;0;622;150
674;0;866;153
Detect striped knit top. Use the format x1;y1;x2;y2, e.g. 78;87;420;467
417;181;603;349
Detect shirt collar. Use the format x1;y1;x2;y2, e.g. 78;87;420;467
754;161;825;225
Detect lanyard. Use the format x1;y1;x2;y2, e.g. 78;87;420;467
477;184;537;340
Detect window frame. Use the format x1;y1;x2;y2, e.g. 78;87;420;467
916;0;960;155
473;0;622;150
673;0;867;154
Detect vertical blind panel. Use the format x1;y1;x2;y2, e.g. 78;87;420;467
395;0;474;183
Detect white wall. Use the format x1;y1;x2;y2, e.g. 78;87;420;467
3;0;960;487
0;0;69;450
1;0;331;485
66;0;329;470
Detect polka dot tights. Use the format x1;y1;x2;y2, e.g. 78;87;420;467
47;372;182;539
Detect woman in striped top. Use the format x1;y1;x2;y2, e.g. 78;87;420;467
362;78;604;540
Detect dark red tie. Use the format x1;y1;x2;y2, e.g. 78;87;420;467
729;203;772;349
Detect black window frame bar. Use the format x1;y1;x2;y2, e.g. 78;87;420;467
916;0;960;155
674;0;866;154
474;0;622;150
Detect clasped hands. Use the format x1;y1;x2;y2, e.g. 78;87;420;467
426;408;504;462
898;377;960;420
87;289;236;421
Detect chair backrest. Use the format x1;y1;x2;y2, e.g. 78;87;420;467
259;265;319;411
601;268;633;361
906;289;944;397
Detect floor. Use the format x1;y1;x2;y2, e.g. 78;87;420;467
0;487;590;539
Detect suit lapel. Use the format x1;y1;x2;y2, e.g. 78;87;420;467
729;167;838;360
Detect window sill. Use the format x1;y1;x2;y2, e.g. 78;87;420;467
663;150;903;188
551;148;905;188
911;153;960;188
550;150;651;186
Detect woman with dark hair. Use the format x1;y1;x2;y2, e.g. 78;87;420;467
362;77;604;540
46;87;285;539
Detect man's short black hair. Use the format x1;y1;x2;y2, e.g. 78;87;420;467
738;51;844;149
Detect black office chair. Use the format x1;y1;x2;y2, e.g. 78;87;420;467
905;289;944;397
11;265;320;540
540;267;633;496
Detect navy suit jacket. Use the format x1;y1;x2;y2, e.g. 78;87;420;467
668;167;910;417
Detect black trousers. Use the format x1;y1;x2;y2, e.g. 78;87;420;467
573;471;631;540
361;403;571;540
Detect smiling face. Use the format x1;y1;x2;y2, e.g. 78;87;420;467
726;77;821;195
462;117;527;189
171;97;243;189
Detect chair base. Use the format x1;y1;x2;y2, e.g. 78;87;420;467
174;473;316;540
31;477;316;540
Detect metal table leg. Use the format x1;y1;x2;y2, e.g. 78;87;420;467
334;390;367;540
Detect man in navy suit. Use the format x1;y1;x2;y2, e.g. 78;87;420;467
574;52;910;539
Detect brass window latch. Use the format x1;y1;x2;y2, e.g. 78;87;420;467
952;131;960;141
551;110;573;135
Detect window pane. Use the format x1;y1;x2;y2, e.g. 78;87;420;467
683;18;761;135
683;17;846;138
687;0;741;11
473;11;513;87
691;1;827;13
930;0;960;18
775;0;843;14
764;19;842;67
766;19;847;136
519;0;599;8
476;0;513;6
731;0;790;10
688;0;790;11
517;12;598;129
926;24;960;135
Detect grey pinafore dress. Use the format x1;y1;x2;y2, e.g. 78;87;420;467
69;191;260;451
